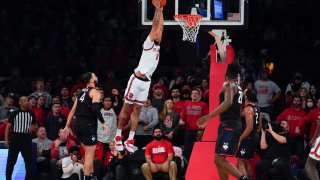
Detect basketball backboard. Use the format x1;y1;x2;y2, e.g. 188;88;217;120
139;0;248;29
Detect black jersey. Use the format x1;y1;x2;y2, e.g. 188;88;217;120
241;104;260;138
219;81;243;122
75;87;95;122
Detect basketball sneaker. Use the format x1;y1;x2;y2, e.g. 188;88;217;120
114;135;124;151
124;139;135;153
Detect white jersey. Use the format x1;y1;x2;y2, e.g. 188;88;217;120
97;108;117;143
134;35;160;80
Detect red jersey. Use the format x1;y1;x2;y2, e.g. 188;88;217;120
145;139;174;164
276;106;306;137
180;101;208;130
298;108;320;140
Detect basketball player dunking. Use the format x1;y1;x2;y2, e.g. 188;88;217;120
114;0;164;153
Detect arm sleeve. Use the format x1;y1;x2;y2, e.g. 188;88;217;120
92;102;105;124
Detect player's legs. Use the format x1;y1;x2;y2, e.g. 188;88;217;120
237;159;248;177
130;103;142;132
305;156;319;180
117;102;132;129
214;154;243;179
83;145;96;178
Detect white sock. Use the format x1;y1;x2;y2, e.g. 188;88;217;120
116;129;122;137
128;131;135;140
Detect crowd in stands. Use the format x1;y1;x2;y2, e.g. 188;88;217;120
1;0;320;179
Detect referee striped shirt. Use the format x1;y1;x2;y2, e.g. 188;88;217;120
8;109;36;133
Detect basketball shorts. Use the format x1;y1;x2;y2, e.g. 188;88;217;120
215;120;242;156
124;73;151;105
74;118;97;146
235;136;256;160
309;136;320;161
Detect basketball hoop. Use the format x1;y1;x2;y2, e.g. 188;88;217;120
174;14;202;43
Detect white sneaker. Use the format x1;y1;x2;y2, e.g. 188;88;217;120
124;139;135;153
114;135;124;151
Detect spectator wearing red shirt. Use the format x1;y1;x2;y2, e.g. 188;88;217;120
28;95;46;127
296;98;320;141
276;95;306;158
141;126;177;180
179;88;208;160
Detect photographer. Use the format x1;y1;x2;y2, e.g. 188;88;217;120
255;120;295;180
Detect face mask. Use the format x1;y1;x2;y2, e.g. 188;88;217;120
307;102;313;108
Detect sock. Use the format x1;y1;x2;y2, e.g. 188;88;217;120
128;131;135;140
90;173;97;180
116;129;122;137
84;175;91;180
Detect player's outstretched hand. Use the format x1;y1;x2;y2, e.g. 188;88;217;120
62;126;73;138
197;116;208;126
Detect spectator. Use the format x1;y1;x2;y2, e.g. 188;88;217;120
106;149;130;180
50;96;70;117
141;126;177;180
159;98;180;146
29;78;52;109
296;98;320;142
152;83;166;113
255;120;295;180
29;95;46;127
170;86;184;114
99;95;117;146
5;96;37;180
110;88;123;115
179;88;208;161
254;68;282;121
309;84;319;102
180;84;191;101
276;95;306;161
46;103;67;141
60;86;72;108
299;87;308;110
170;86;185;147
285;71;310;105
103;140;117;178
50;128;76;179
0;92;18;123
304;96;315;113
32;127;52;174
61;146;83;180
135;97;159;149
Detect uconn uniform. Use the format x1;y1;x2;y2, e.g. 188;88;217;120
124;36;160;105
216;81;243;156
74;87;98;145
236;104;260;160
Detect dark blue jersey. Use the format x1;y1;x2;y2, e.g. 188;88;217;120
219;81;243;122
75;87;96;123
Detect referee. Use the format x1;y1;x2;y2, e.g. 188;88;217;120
5;96;37;180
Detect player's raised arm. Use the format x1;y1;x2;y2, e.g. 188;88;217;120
150;0;164;43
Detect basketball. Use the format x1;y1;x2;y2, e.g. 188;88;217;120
152;0;166;8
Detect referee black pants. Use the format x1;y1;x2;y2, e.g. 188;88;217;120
6;133;33;180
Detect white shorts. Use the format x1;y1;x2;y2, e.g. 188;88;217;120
309;136;320;161
124;74;151;106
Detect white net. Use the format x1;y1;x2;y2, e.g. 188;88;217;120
174;14;202;43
